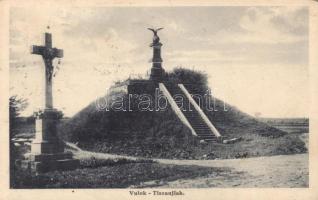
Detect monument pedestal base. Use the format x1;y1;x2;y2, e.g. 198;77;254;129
30;159;80;173
22;152;80;173
21;109;80;173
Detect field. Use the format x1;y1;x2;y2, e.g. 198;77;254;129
258;118;309;133
158;153;308;188
11;142;226;188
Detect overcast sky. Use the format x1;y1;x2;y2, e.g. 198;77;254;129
9;6;308;118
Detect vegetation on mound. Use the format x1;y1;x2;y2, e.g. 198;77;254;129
80;132;306;160
12;162;222;188
59;67;307;159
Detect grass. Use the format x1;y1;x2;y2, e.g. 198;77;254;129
10;143;224;189
11;161;223;188
80;132;306;160
79;156;154;168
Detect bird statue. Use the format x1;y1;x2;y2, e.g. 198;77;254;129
147;27;163;46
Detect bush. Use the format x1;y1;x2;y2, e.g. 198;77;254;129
79;157;154;168
166;67;208;87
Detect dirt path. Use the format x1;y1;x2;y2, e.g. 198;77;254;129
66;142;140;160
66;142;308;188
156;154;308;188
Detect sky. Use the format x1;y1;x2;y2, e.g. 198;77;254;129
9;6;309;118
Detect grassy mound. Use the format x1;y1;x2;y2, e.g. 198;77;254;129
59;68;307;159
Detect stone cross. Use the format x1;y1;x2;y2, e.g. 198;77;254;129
26;32;79;173
31;33;63;109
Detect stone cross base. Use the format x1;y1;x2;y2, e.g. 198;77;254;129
22;152;80;173
31;140;64;154
22;109;79;173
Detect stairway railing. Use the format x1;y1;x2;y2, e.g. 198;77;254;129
178;84;222;138
158;83;197;136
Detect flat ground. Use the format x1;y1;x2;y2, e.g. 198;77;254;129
145;133;309;188
67;143;308;188
155;153;308;188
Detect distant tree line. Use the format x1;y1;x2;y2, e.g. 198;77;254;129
9;95;28;136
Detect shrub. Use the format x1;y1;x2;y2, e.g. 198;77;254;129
79;156;154;168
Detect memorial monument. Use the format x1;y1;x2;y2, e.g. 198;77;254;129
148;27;165;81
23;32;79;173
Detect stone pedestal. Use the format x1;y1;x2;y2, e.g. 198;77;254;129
150;67;165;81
24;109;79;173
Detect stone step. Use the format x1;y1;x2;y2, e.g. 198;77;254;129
182;110;198;112
182;114;201;117
198;137;216;140
197;134;216;138
183;116;203;121
182;110;201;117
189;119;206;123
186;119;203;121
195;130;211;134
187;121;204;125
199;138;216;141
192;124;209;127
192;125;209;128
187;121;204;124
198;138;216;141
184;117;202;121
197;135;216;138
182;114;199;117
188;118;205;122
193;127;210;131
181;112;198;115
182;110;199;113
196;132;213;136
182;112;200;114
197;133;215;136
195;130;213;133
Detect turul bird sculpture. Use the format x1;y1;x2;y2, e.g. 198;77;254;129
148;27;163;46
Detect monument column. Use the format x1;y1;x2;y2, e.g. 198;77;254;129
148;28;165;81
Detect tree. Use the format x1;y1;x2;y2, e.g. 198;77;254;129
9;96;28;187
9;95;28;136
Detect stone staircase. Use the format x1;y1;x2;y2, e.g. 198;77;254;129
164;84;218;142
